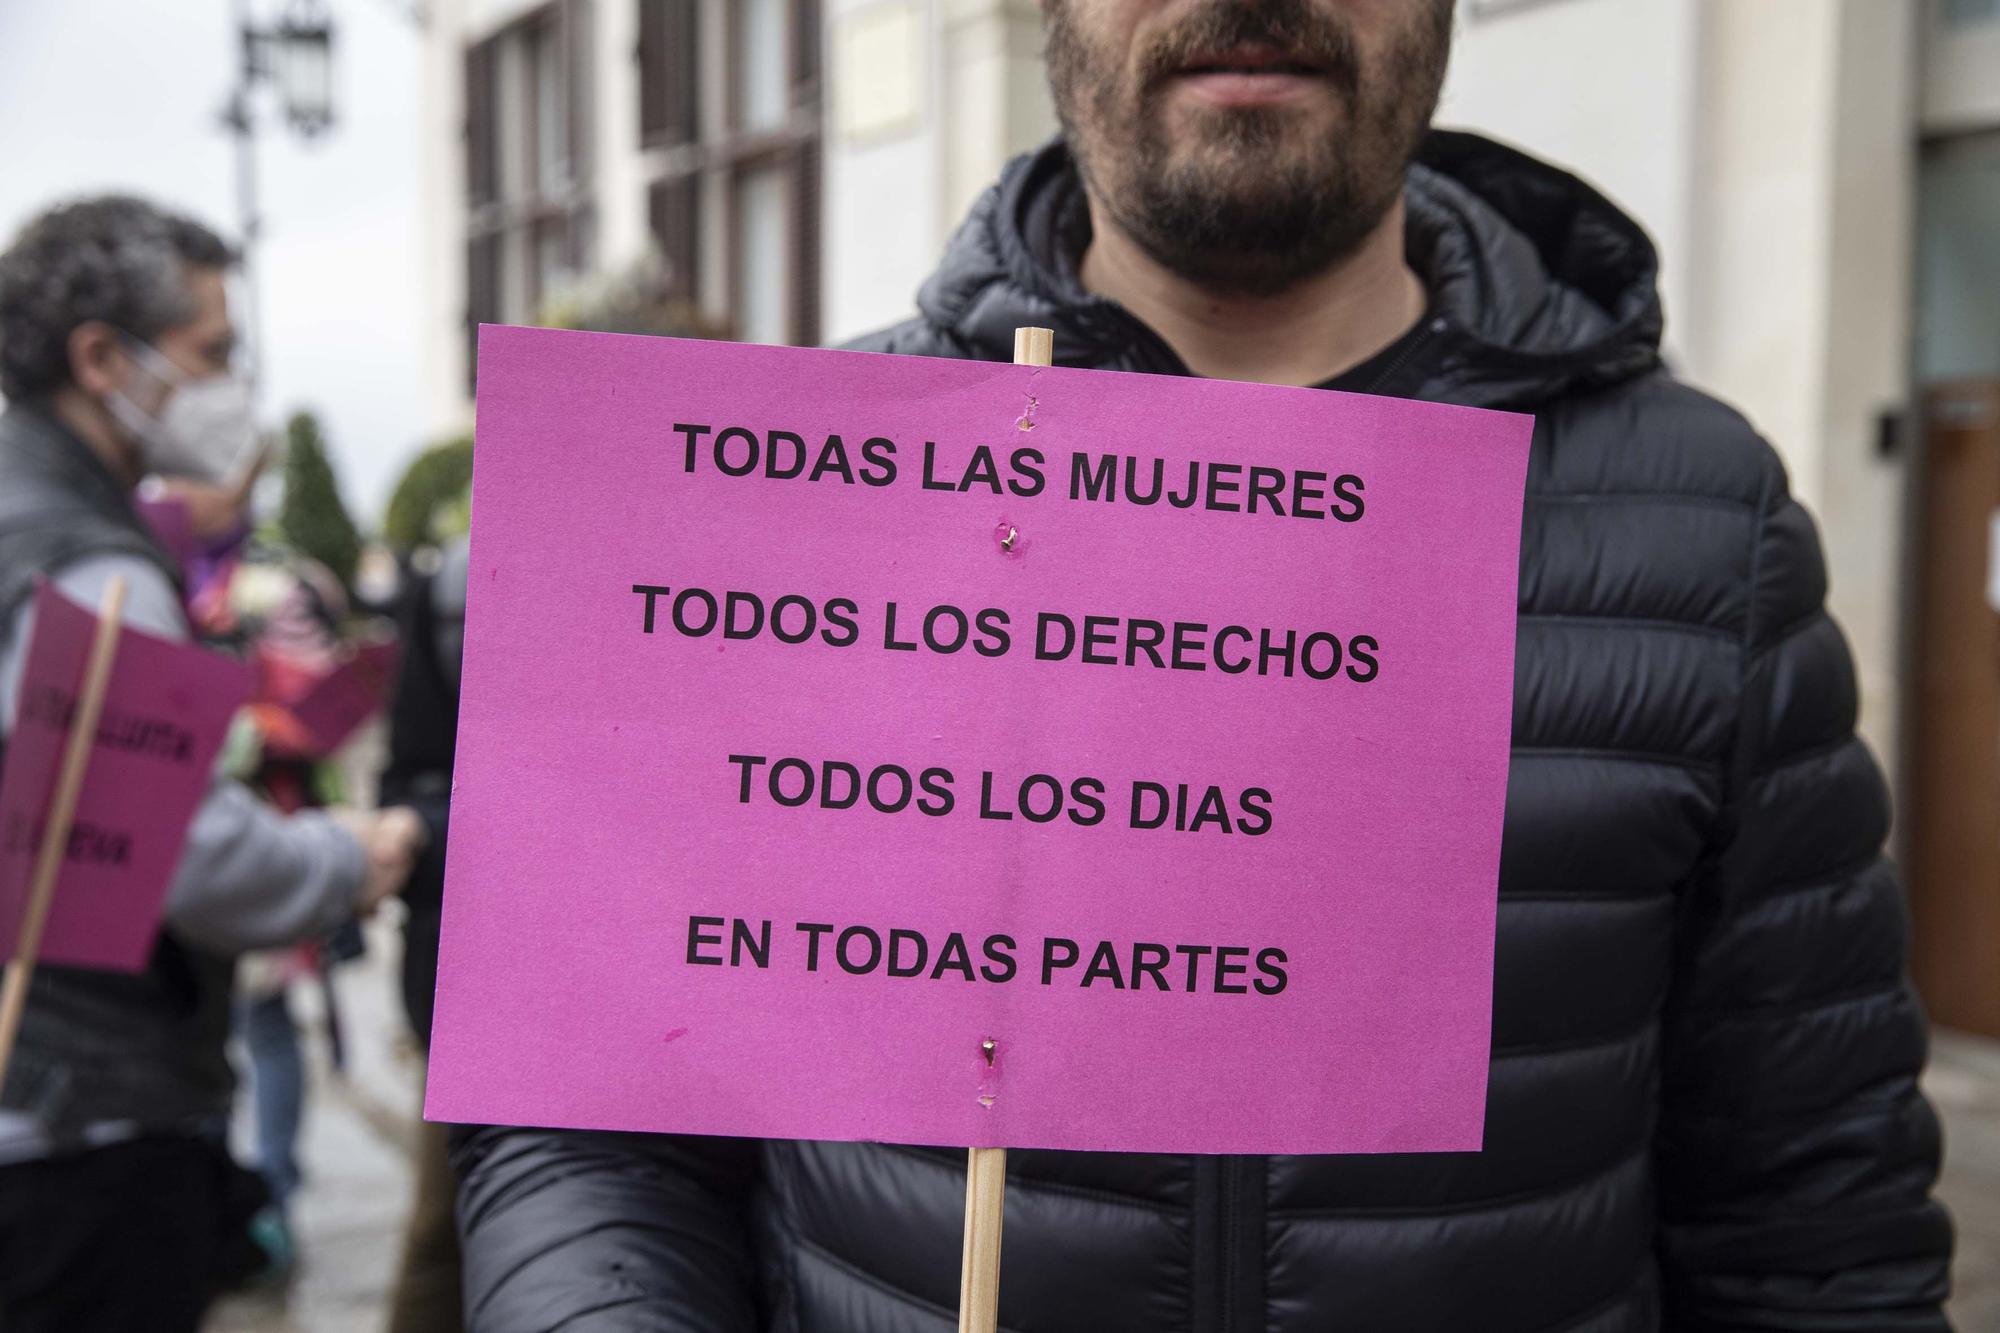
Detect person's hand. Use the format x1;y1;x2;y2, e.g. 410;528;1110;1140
335;806;429;916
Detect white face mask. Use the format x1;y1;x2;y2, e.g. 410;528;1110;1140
103;337;257;482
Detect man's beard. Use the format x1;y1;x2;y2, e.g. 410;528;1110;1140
1046;0;1452;296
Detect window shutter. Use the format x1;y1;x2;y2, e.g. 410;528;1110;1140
790;143;820;345
639;0;698;147
667;0;698;144
465;232;502;394
638;0;667;140
649;175;700;303
789;0;822;344
464;39;498;205
563;0;593;186
793;0;821;93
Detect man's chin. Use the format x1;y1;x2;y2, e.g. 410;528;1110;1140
1153;99;1340;162
1107;142;1385;295
1152;145;1332;210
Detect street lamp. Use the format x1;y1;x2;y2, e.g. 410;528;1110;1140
268;2;336;138
222;0;338;404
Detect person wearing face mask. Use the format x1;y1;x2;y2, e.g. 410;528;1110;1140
0;195;426;1332
105;330;261;482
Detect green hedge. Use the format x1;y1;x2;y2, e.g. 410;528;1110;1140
383;434;475;554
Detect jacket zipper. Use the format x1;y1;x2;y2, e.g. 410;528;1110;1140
1221;1158;1243;1331
1193;1156;1265;1332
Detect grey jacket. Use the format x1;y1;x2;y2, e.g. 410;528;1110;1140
0;403;364;1149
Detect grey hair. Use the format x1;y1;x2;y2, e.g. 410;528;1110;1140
0;195;235;401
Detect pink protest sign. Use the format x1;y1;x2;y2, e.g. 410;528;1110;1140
296;638;399;753
258;638;400;758
0;583;251;971
426;326;1533;1155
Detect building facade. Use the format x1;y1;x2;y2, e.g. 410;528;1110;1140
424;0;2000;1029
420;0;1053;427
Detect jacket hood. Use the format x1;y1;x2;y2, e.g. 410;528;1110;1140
915;129;1663;409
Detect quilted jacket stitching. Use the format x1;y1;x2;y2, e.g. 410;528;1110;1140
1493;1013;1662;1059
1517;614;1743;643
1747;605;1832;662
1525;492;1756;512
1268;1142;1648;1221
1509;746;1721;773
1692;978;1909;1026
1751;733;1868;782
792;1234;991;1329
878;1142;1187;1217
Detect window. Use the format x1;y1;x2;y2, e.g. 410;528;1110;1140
637;0;822;345
464;1;595;391
637;0;698;147
648;174;699;302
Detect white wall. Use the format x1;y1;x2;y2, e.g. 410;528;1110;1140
1813;0;1919;771
422;0;473;436
593;0;649;279
939;0;1058;240
1680;0;1842;501
820;0;1055;343
1439;0;1700;365
822;0;947;342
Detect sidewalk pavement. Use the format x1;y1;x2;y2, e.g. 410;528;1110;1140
205;944;2000;1331
204;915;421;1333
1932;1028;2000;1328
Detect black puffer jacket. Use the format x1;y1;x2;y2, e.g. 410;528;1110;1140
451;133;1953;1332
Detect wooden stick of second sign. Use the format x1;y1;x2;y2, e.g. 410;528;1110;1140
956;326;1053;1333
0;577;128;1088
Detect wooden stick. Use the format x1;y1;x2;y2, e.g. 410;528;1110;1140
959;1141;1008;1333
1013;325;1053;369
0;578;127;1089
956;327;1053;1333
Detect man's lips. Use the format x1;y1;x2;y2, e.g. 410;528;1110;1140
1166;44;1331;107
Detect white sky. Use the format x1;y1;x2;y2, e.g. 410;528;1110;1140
0;0;426;522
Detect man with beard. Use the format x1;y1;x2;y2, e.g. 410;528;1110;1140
450;2;1953;1329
